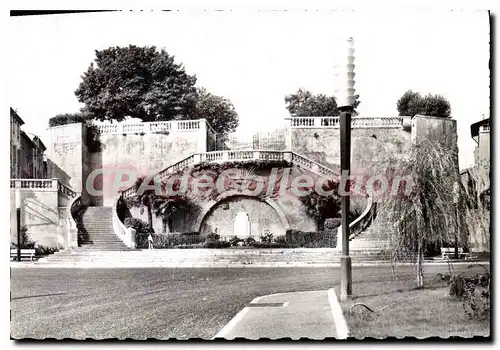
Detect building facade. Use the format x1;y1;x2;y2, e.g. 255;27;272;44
10;108;24;178
10;107;48;179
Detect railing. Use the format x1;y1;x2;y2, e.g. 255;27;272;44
10;179;54;189
121;150;340;199
288;116;404;129
112;196;136;248
94;119;209;135
68;195;83;248
10;178;78;198
58;182;78;198
349;198;376;240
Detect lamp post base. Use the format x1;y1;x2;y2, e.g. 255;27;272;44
340;255;352;301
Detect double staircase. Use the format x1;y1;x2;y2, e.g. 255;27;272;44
39;150;390;265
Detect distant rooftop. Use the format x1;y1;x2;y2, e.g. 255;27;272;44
470;118;489;138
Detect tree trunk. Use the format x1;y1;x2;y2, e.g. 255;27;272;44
417;238;424;288
147;201;154;232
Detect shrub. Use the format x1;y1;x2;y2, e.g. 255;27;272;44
124;218;153;248
152;233;205;248
252;242;289;248
424;241;441;257
35;245;59;256
285;229;318;247
449;274;467;297
207;231;221;241
204;240;231;248
324;218;341;231
11;226;36;249
260;229;274;244
285;229;335;248
444;264;491;321
274;235;286;244
229;235;242;246
243;236;256;246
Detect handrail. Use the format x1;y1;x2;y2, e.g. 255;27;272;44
58;182;78;198
121;150;297;199
112;195;136;248
67;194;83;249
348;196;376;240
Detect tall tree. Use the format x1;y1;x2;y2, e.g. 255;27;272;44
284;88;360;117
75;45;198;122
397;90;452;118
375;139;476;288
193;88;239;135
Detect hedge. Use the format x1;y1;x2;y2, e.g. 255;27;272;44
285;229;336;248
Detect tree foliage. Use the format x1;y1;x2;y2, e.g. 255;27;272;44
75;45;239;134
285;88;360;117
193;87;239;135
397;90;452;118
375;139;477;287
75;45;199;122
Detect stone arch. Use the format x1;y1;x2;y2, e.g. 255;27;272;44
195;190;289;234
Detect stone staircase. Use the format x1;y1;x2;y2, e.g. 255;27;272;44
77;207;131;250
70;206;131;251
38;151;391;266
348;226;391;260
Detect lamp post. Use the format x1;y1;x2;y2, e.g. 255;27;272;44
337;37;356;301
15;189;22;262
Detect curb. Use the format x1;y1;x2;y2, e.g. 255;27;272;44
328;288;349;339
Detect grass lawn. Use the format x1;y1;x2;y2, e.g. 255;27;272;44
338;264;491;339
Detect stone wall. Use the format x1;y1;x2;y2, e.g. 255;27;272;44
48;120;209;207
48;123;85;194
126;165;323;237
91;131;203;206
290;126;411;175
10;186;65;248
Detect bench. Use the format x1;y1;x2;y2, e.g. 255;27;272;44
441;247;469;260
10;249;36;261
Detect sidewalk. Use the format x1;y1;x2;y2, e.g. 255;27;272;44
213;289;347;340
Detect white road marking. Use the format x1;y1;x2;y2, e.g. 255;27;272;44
328;288;349;339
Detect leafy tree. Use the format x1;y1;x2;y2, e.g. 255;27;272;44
75;45;198;122
375;139;476;288
193;87;239;135
397;90;451;118
131;176;198;231
285;88;360;117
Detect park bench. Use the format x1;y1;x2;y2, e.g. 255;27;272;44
10;249;36;261
441;247;470;260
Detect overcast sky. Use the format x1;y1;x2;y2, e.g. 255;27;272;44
8;10;489;169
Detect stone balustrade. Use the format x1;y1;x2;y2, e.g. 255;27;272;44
11;179;55;189
121;150;339;199
57;182;78;198
288;116;405;129
10;178;78;198
95;119;209;135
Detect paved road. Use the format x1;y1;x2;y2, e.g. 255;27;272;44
10;265;482;339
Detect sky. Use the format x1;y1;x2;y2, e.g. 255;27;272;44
8;10;490;169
